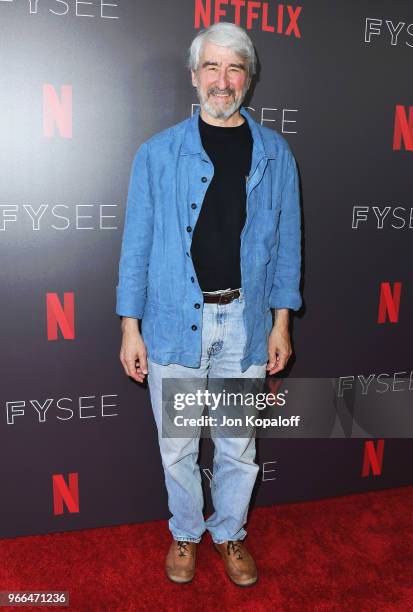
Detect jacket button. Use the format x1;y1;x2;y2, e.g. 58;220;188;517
186;226;192;232
194;303;200;309
190;276;195;282
201;176;208;183
191;203;197;209
191;324;197;331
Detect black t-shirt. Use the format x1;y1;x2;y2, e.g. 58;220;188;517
190;114;253;292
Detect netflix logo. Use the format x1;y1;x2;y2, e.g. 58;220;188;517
393;105;413;151
194;0;302;37
361;440;385;477
47;292;75;340
377;282;402;324
53;473;79;515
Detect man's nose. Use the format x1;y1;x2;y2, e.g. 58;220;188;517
216;70;230;90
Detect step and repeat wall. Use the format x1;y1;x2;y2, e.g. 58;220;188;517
1;0;412;538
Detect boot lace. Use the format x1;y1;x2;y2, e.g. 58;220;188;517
176;541;190;557
227;540;243;560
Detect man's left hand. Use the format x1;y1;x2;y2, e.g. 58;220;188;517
266;315;292;375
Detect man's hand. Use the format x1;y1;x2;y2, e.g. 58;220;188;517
266;309;292;375
119;317;148;383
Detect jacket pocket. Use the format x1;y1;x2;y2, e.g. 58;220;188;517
144;302;181;354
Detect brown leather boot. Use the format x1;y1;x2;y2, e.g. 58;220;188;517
165;540;197;584
214;540;258;586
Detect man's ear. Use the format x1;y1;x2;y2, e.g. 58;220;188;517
191;69;198;88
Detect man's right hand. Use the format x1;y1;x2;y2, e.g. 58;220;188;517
119;318;148;383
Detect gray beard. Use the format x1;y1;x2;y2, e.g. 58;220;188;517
196;86;247;121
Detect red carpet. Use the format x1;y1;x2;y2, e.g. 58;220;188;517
1;486;413;611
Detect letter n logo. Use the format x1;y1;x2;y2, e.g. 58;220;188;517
46;292;75;340
377;281;402;323
393;105;413;151
43;84;72;139
53;473;80;515
361;440;385;477
194;0;211;28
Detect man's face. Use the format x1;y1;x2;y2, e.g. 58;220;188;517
191;40;251;121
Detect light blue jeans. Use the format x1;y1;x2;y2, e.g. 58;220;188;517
146;287;267;544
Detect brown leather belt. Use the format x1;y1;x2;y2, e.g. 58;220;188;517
202;289;241;304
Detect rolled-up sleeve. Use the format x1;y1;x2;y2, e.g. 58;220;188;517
268;150;302;311
115;142;154;319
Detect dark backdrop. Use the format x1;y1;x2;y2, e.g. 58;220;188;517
0;0;412;538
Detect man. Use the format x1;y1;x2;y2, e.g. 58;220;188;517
116;22;302;587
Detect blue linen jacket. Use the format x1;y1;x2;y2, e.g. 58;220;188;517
116;106;302;372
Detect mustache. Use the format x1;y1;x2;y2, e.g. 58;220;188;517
207;87;235;97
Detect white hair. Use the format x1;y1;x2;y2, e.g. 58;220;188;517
188;22;257;77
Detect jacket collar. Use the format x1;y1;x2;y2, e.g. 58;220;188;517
180;105;277;161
